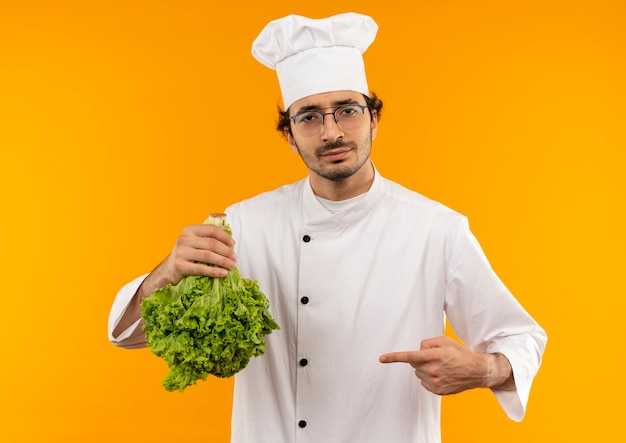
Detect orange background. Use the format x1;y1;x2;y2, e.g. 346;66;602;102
1;0;625;441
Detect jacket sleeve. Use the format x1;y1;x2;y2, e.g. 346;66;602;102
444;216;547;421
107;274;149;349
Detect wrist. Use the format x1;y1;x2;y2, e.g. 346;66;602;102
139;258;180;298
486;352;516;391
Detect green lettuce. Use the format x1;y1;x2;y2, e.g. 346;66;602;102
140;214;280;392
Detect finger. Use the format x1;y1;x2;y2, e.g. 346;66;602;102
178;227;236;263
199;247;237;270
380;351;424;364
170;228;238;279
185;224;235;247
174;235;235;265
183;260;233;278
171;248;235;278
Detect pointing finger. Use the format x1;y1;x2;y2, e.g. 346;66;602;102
380;351;424;364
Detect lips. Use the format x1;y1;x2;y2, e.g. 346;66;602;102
321;148;351;161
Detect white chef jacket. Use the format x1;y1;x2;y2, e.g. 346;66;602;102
109;169;546;443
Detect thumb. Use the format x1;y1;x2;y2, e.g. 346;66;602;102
420;336;454;350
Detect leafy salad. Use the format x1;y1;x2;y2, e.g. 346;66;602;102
140;213;280;392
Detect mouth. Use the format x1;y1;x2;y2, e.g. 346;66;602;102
318;143;356;162
321;148;352;161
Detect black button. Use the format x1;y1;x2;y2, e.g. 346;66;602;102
298;420;307;428
299;358;308;366
302;235;311;242
300;296;309;304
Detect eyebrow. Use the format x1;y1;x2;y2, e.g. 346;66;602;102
293;98;362;114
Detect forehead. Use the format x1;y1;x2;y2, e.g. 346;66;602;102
290;90;364;113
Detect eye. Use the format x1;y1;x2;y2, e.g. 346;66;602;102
338;106;360;117
296;112;321;124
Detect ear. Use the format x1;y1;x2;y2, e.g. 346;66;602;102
286;129;300;155
370;109;379;141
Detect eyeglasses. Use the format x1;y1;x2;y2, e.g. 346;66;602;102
290;103;368;137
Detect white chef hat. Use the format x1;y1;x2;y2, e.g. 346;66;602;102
251;12;378;109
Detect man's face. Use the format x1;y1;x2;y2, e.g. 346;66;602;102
286;90;378;182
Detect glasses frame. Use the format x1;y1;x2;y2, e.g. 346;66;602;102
289;103;368;135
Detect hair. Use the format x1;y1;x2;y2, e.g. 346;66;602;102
276;92;383;137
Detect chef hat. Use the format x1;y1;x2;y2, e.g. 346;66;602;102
251;12;378;109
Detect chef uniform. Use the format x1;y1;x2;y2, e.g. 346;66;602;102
108;13;546;443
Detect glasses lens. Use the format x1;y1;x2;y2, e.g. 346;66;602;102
335;105;364;131
292;105;365;137
294;112;322;137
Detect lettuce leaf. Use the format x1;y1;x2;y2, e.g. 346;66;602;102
140;217;280;392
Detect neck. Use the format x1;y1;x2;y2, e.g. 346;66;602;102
309;160;375;201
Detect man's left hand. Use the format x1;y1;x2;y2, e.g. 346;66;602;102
379;336;515;395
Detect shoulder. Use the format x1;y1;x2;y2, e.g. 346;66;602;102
380;176;467;227
227;179;305;214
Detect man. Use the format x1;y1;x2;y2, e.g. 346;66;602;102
109;12;546;443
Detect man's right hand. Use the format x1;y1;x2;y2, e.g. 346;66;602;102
111;223;237;339
157;223;237;285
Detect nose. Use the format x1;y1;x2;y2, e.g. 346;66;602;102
321;112;343;142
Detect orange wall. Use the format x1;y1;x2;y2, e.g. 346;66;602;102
1;0;625;441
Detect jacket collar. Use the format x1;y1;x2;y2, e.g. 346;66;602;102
301;162;385;229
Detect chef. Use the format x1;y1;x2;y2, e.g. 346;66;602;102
108;12;547;443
